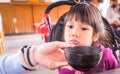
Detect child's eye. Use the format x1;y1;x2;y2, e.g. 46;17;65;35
67;25;73;29
81;27;88;30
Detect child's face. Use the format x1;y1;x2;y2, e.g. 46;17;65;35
64;18;99;46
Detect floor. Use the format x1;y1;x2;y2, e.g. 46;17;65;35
0;34;58;74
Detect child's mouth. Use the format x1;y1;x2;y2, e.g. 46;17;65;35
69;40;80;45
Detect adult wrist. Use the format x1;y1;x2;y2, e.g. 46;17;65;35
19;45;39;70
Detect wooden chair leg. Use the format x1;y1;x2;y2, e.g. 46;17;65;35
0;29;4;54
0;39;4;54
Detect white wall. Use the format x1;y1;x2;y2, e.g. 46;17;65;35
99;0;110;17
0;13;2;30
0;0;10;3
103;0;110;17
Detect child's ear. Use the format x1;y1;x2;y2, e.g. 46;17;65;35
93;32;100;42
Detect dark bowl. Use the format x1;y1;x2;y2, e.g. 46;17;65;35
64;46;103;71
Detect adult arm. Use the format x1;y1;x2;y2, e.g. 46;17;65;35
0;53;26;74
0;41;75;74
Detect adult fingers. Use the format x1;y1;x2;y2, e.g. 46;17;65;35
60;65;75;70
53;41;75;49
51;61;68;70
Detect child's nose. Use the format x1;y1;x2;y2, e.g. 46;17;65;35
71;28;80;37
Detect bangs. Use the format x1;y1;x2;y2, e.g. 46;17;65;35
64;3;104;34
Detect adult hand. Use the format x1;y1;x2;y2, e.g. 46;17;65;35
34;41;75;70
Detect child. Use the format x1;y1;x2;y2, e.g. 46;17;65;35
57;2;119;74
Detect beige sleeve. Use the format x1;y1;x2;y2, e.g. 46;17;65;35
18;45;39;70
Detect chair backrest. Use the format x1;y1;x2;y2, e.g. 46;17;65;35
48;13;66;42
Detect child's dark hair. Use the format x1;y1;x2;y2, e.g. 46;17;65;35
48;2;114;49
63;3;113;48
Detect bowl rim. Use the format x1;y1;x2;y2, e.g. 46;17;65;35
64;51;103;56
64;46;103;56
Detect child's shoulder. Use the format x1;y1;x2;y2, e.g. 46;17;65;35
100;45;114;59
100;45;112;53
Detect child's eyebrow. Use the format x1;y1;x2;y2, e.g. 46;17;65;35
80;23;89;25
66;21;73;24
